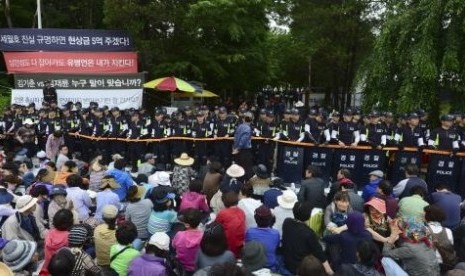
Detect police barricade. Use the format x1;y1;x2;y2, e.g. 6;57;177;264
426;152;461;193
305;147;334;184
356;149;387;187
276;145;304;184
389;149;422;185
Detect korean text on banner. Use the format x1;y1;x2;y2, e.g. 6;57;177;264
3;52;138;74
0;28;133;51
11;89;143;109
14;73;145;89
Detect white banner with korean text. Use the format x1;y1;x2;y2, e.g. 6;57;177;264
11;89;143;109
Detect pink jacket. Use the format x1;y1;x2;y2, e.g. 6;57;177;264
41;228;69;275
179;192;209;213
172;229;203;272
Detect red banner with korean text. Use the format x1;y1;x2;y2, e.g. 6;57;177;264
3;52;138;74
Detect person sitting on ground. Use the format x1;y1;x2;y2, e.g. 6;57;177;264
245;205;280;271
0;179;15;226
393;164;428;198
196;222;236;270
382;216;440;276
56;145;70;171
95;176;121;222
18;161;35;189
125;185;152;248
298;165;326;209
263;177;286;209
324;211;373;269
375;180;398;219
398;185;429;220
430;183;461;230
66;174;92;222
172;153;197;195
282;201;334;275
238;182;262;229
339;240;382;276
362;170;384;202
48;247;76;276
2;239;39;275
68;224;102;275
172;208;204;273
272;189;297;237
297;255;329;276
27;168;53;195
48;184;79;225
138;153;156;177
424;204;458;271
147;189;177;234
220;164;245;194
110;221;140;276
215;191;246;258
248;164;272;197
327;169;356;203
128;232;171;276
364;198;392;249
53;160;78;185
324;191;352;235
2;194;46;242
107;159;135;201
41;209;74;275
240;241;268;274
202;161;223;205
88;158;107;192
29;182;50;227
179;179;209;213
94;205;118;271
340;178;364;212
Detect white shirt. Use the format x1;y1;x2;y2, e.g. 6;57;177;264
428;221;454;263
272;206;294;238
56;153;69;171
238;197;262;229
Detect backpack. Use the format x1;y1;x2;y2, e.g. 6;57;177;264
428;226;458;269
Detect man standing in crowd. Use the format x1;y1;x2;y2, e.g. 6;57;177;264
233;112;254;179
42;80;57;104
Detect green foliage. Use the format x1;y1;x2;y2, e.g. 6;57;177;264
361;0;465;113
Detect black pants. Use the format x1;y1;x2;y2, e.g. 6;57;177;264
234;148;254;179
152;141;169;165
215;140;232;168
128;142;145;169
257;140;274;173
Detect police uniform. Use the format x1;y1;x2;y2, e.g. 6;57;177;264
61;109;80;153
150;109;170;165
77;109;94;161
127;112;148;168
192;114;211;166
255;110;278;172
428;114;460;151
394;113;425;148
109;107;129;158
325;110;360;145
170;112;191;158
213;107;235;167
360;112;387;147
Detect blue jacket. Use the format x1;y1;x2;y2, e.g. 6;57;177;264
362;179;382;202
233;123;252;150
107;169;134;200
431;191;462;229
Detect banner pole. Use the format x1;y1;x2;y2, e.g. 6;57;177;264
37;0;42;29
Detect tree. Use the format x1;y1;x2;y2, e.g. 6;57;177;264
360;0;465;114
289;0;375;109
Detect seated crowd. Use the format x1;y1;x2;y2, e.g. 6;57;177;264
1;150;465;276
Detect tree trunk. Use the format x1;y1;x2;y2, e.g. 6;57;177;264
4;0;13;27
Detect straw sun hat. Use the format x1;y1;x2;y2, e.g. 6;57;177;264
174;153;194;166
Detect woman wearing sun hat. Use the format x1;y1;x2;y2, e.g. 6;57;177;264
172;153;197;194
272;189;298;237
2;239;38;274
2;194;46;242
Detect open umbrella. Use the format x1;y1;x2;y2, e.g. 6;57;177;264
177;90;219;98
143;77;200;93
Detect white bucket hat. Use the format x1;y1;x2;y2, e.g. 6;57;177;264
149;232;170;251
277;190;298;209
226;164;245;178
148;171;171;187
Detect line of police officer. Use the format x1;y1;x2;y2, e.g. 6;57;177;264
2;102;464;171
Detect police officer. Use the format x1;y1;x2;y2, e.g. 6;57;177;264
213;107;235;167
108;107;128;157
383;112;397;146
255;110;278;172
127;111;148;169
284;108;307;141
417;109;431;140
429;114;460;152
305;109;324;144
150;108;170;167
360;111;387;148
42;80;57;105
192;112;211;167
77;108;94;161
61;106;80;153
325;109;360;146
394;113;425;148
170;111;191;158
91;108;111;159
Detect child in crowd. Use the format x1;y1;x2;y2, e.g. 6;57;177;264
172;208;204;273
